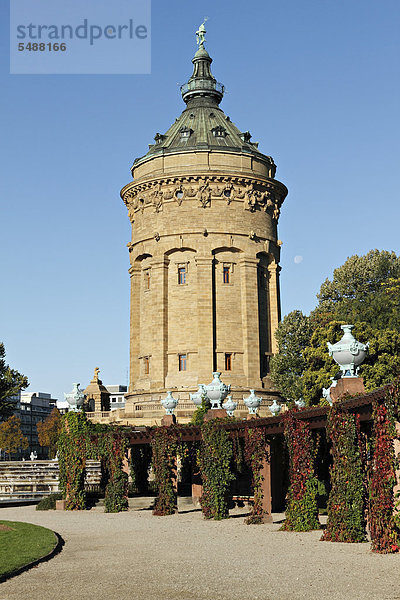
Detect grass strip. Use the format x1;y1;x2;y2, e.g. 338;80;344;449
0;520;58;579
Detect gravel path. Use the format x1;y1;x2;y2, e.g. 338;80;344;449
0;499;399;600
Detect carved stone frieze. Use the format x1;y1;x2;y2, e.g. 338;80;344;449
121;174;285;220
197;178;211;208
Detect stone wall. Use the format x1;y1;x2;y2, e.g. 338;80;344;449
0;460;101;502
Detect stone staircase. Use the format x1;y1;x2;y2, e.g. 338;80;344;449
0;460;101;503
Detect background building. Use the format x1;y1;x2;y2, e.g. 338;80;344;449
106;385;127;411
4;391;58;459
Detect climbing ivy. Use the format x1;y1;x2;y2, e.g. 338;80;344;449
321;405;366;543
95;428;128;513
151;426;179;516
57;412;92;510
243;426;267;524
368;398;399;553
281;409;320;531
58;416;129;513
197;420;235;520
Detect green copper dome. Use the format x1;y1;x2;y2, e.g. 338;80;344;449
132;43;275;174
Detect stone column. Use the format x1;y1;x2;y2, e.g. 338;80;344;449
122;447;131;476
203;409;228;421
268;261;281;355
240;256;261;388
330;377;365;402
195;256;215;382
150;258;169;390
129;265;141;393
192;464;202;508
161;414;176;426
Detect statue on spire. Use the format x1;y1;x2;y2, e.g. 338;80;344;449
196;18;208;49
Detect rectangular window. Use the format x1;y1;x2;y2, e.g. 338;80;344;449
144;357;150;375
225;353;232;371
144;271;150;290
179;354;187;371
223;266;231;284
178;266;186;285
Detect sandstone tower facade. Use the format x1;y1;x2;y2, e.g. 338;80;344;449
120;38;288;422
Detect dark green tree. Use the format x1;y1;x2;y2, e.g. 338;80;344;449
314;250;400;329
0;343;29;420
270;250;400;404
302;322;400;405
269;310;313;402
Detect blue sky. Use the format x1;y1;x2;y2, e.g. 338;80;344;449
1;0;399;401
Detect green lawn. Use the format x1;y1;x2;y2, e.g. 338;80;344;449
0;520;58;579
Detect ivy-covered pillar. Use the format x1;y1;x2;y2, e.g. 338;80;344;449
198;421;234;519
151;427;178;516
369;401;399;552
281;410;320;531
394;422;400;510
244;426;272;524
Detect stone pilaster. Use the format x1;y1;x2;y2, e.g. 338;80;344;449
195;255;215;383
268;261;281;354
149;258;169;389
129;265;141;393
240;256;261;388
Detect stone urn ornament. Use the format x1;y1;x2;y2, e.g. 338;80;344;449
322;378;338;406
327;324;369;377
161;391;178;415
243;389;262;415
204;372;230;409
222;396;237;417
295;397;305;409
64;383;85;412
269;398;281;416
190;384;207;407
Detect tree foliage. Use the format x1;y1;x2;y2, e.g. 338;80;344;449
315;250;400;329
271;250;400;404
269;311;312;402
0;415;28;455
37;408;62;458
0;343;29;420
301;322;400;405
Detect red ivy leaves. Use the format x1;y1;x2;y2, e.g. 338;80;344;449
281;410;320;532
243;426;267;524
369;402;399;553
321;405;365;543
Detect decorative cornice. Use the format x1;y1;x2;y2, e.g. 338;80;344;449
121;175;287;223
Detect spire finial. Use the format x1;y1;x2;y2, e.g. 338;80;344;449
196;18;208;49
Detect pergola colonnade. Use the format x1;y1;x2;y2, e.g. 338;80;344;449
121;386;392;523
